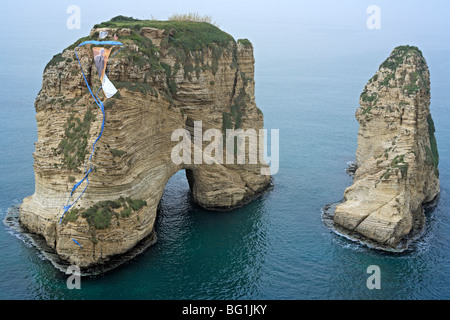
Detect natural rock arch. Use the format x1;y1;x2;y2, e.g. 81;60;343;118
19;18;271;269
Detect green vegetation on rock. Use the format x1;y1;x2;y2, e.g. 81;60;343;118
380;45;423;71
61;16;242;106
110;149;126;158
381;73;395;87
168;12;219;27
379;153;409;180
391;154;409;177
361;92;376;103
93;16;234;51
362;105;373;115
426;114;439;177
63;197;147;230
95;15;235;82
161;63;178;96
222;88;247;131
114;81;158;96
45;53;65;72
57;108;95;171
62;208;79;224
404;72;421;94
381;168;392;180
237;38;252;48
377;45;429;95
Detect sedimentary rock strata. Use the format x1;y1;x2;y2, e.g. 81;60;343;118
333;45;440;250
20;17;271;268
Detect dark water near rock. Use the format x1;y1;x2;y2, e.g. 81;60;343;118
1;2;450;300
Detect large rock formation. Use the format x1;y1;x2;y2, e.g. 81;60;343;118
332;45;440;250
19;17;271;269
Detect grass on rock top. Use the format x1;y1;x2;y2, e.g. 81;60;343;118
378;45;429;94
59;15;241;101
380;45;424;71
49;15;246;108
93;16;235;52
359;45;429;107
237;38;253;48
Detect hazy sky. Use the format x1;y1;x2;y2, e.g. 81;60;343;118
0;0;448;164
2;0;449;48
0;0;449;83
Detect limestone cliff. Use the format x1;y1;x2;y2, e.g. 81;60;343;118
332;45;440;250
19;17;271;269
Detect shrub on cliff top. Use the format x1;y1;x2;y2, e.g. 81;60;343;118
380;45;423;71
45;53;65;72
111;15;140;23
168;12;219;27
94;16;234;52
237;39;252;48
377;45;429;95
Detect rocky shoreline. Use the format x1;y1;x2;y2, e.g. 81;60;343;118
5;204;158;276
9;179;272;276
322;164;440;253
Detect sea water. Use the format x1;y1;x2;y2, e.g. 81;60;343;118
0;3;449;300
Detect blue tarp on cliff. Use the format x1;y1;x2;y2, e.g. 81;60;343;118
59;40;124;229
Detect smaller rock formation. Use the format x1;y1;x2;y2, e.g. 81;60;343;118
330;45;440;250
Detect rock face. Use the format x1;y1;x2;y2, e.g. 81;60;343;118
19;18;271;269
333;46;440;250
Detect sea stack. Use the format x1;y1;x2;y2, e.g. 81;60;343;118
333;45;440;250
19;17;271;269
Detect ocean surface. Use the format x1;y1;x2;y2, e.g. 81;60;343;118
1;2;449;300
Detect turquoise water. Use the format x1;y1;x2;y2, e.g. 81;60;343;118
1;2;450;300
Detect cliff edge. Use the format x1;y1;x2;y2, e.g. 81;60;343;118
19;16;271;269
332;45;440;250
